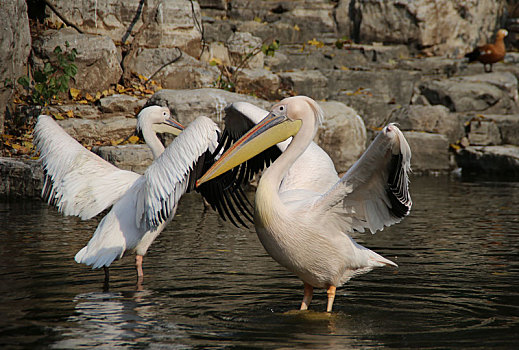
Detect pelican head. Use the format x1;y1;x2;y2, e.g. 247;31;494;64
137;106;184;136
196;96;322;186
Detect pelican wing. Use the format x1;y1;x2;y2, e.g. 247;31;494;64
34;115;140;220
138;116;220;229
314;124;412;234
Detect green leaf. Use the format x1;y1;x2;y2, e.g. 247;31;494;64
53;46;62;54
43;62;54;75
17;76;30;88
33;70;46;83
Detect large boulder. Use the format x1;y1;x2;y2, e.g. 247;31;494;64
336;0;506;57
92;144;153;174
0;0;31;133
32;28;123;93
46;0;202;57
279;70;328;100
317;101;366;173
0;158;42;198
56;116;137;146
419;72;519;114
455;145;519;177
403;131;451;174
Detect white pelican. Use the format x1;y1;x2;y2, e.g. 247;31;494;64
197;96;412;312
34;106;222;280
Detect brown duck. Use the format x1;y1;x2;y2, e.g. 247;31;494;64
465;29;508;73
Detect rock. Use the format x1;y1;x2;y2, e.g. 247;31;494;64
482;114;519;146
226;32;264;69
389;105;464;143
0;157;42;198
92;144;153;174
317;101;366;172
147;88;270;125
0;0;31;133
397;57;462;77
98;94;146;114
200;42;232;66
56;116;137;146
47;0;202;57
455;145;519;177
228;0;336;41
279;70;328;100
403;131;451;174
124;49;219;89
234;68;281;99
32;28;122;93
467;119;501;146
336;0;507;57
46;104;102;120
419;73;519;114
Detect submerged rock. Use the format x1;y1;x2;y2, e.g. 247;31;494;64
455;145;519;177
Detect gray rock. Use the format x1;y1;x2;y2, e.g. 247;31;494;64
467;119;501;146
92;144;153;174
403;131;451;174
234;68;281;99
98;94;146;114
147;88;270;125
47;0;203;57
0;0;31;133
32;28;122;93
124;49;219;89
420;73;519;114
279;70;328;100
317;101;366;173
56;116;137;146
336;0;507;57
455;145;519;177
226;32;264;69
482;114;519;146
397;57;462;77
46;104;102;120
389;105;464;143
0;157;42;198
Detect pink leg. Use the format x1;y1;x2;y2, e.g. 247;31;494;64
300;282;314;310
136;255;144;278
326;285;336;312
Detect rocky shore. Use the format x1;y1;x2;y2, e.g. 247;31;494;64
1;0;518;198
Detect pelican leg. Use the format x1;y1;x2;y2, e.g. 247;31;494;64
326;285;336;312
136;255;144;277
300;283;314;310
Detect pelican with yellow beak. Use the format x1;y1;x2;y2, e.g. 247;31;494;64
197;96;412;312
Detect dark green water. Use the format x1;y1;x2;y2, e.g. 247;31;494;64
0;176;518;349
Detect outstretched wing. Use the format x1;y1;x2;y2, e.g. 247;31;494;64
313;123;412;234
196;102;282;227
138;116;220;229
34;115;140;220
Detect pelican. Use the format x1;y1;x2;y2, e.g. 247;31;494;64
34;106;221;280
197;96;412;312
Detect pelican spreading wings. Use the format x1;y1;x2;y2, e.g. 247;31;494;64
197;96;412;312
34;106;222;280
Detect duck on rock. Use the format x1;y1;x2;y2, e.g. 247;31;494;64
465;29;508;73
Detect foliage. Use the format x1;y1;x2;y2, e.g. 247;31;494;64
18;42;78;107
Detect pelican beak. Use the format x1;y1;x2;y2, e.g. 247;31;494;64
153;117;185;136
196;112;302;186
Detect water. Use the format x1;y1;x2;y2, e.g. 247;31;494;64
0;176;518;349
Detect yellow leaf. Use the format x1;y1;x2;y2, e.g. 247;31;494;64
95;91;102;100
52;112;65;120
111;138;124;146
85;93;95;102
128;135;140;144
138;74;148;82
78;99;88;104
253;16;262;23
143;88;154;94
307;38;324;48
66;110;74;118
116;84;125;93
340;65;349;71
102;89;109;97
294;24;300;31
70;88;81;99
209;57;222;66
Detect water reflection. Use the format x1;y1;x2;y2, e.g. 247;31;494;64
0;176;518;349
